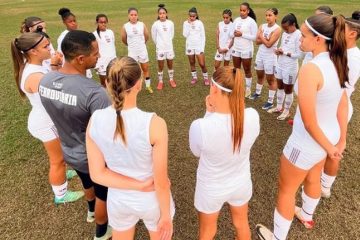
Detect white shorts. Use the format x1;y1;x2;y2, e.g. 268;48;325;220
194;179;252;214
95;58;114;76
254;54;277;75
275;67;298;85
214;49;232;61
156;50;175;60
128;50;149;64
107;193;175;232
232;49;253;59
283;136;327;170
28;109;58;142
186;48;203;55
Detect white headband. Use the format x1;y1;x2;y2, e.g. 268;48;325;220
305;19;332;40
211;78;232;93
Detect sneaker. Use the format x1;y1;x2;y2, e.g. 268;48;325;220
277;110;290;120
255;224;273;240
294;206;315;229
94;226;112;240
245;89;251;98
204;78;210;86
249;93;261;100
66;169;77;180
157;82;163;90
321;187;331;199
262;102;274;110
191;78;197;85
169;80;177;88
54;190;84;205
145;86;153;94
87;210;95;223
267;107;282;113
288;119;294;126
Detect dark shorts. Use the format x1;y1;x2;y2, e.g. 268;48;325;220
75;170;108;201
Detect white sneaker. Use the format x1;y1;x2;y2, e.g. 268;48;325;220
94;226;112;240
321;187;331;199
87;211;95;223
256;224;273;240
277;110;290;120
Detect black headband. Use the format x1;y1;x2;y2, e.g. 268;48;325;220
22;35;45;52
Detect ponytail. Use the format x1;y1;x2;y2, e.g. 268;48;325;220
10;40;26;97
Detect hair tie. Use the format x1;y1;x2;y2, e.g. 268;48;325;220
116;110;121;116
305;19;332;40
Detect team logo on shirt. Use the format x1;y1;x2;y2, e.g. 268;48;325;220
105;35;111;43
188;49;192;53
162;24;167;31
132;27;138;34
52;82;63;89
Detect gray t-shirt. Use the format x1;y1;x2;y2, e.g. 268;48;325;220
39;71;110;173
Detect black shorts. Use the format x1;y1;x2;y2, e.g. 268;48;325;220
75;170;108;201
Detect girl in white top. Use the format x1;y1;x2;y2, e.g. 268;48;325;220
189;67;260;240
232;2;258;97
256;14;349;240
151;4;176;90
250;8;281;111
183;7;209;85
10;32;84;204
87;57;174;240
93;13;117;87
268;13;302;121
121;8;153;94
214;9;234;70
321;11;360;199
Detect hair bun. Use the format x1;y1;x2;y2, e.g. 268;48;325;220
158;3;165;8
58;7;70;16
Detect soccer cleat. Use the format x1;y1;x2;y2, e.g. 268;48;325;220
267;107;283;114
204;78;210;86
66;169;77;180
54;190;84;205
249;93;261;100
191;78;197;85
277;110;290;120
255;224;273;240
321;187;331;199
169;80;177;88
262;102;274;110
87;210;95;223
245;89;251;98
157;82;163;90
145;86;154;94
294;206;315;229
94;226;112;240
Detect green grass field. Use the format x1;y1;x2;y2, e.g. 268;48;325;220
0;0;359;239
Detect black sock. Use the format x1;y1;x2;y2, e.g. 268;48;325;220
96;222;108;237
87;199;95;212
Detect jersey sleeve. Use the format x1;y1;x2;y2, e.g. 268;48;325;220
288;31;302;59
87;87;111;114
199;21;206;52
151;22;157;44
242;19;257;41
189;119;203;158
170;21;175;40
183;21;189;38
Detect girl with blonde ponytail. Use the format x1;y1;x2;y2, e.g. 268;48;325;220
189;67;260;239
87;56;175;240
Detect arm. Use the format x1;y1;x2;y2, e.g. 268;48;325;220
86;120;153;190
189;120;203;158
26;73;44;93
200;21;206;52
182;21;189;38
286;32;302;59
260;27;281;48
255;26;262;45
215;25;220;50
151;22;157;45
121;26;127;46
336;91;348;153
150;115;173;240
170;21;174;40
143;23;149;43
298;64;341;159
242;20;258;41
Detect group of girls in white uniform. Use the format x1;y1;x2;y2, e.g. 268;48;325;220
11;3;360;240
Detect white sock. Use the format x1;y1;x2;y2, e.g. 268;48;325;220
273;208;292;240
276;89;285;110
268;90;276;103
191;71;197;79
255;84;263;95
158;72;163;82
202;72;209;80
300;190;320;221
52;181;68;199
168;69;174;81
321;170;336;191
245;77;252;90
145;78;151;87
284;93;294;111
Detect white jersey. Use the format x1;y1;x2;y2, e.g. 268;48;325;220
290;52;343;155
217;21;234;49
93;29;116;65
277;30;302;72
346;47;360;120
89;106;174;211
183;19;206;52
124;21;147;55
151;19;174;52
257;23;280;56
232;16;258;52
189;108;260;195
